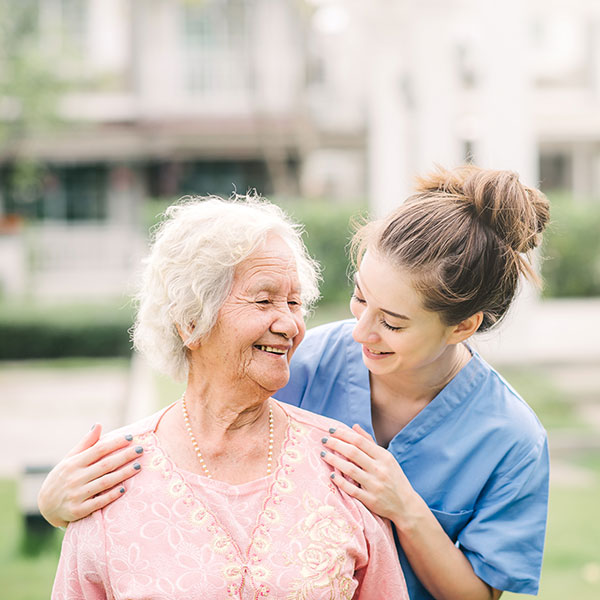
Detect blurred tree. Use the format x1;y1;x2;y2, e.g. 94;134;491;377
0;0;67;216
542;193;600;297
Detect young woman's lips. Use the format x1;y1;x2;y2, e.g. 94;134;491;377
362;346;393;360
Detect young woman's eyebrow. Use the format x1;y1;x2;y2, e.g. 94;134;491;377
381;308;410;320
354;274;410;320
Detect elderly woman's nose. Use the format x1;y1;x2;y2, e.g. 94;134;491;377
271;306;300;338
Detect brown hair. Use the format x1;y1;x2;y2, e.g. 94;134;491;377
351;165;550;331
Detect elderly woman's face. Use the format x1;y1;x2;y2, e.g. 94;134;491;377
191;235;306;395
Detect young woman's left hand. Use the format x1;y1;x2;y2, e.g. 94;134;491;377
321;424;423;525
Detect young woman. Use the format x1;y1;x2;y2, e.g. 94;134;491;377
40;166;550;600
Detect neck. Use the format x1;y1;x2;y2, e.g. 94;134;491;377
156;369;281;484
183;381;271;437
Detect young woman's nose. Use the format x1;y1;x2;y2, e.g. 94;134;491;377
352;308;380;345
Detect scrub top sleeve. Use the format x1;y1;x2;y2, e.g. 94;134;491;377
458;433;549;595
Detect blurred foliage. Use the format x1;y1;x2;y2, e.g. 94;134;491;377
279;199;366;305
0;479;63;600
0;301;133;360
542;193;600;297
0;0;67;209
144;196;367;306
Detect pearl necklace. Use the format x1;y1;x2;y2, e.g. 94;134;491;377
181;395;274;479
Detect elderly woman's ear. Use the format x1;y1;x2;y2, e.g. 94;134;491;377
175;323;201;350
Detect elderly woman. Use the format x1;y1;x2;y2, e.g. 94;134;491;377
52;196;407;600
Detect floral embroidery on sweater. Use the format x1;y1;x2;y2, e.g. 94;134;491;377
285;494;356;599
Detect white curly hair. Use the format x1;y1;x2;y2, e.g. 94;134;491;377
132;195;321;381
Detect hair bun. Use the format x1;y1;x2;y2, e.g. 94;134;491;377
415;165;550;253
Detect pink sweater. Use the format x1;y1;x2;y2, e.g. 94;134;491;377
52;401;408;599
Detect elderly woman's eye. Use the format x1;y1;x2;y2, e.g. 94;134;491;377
256;299;271;305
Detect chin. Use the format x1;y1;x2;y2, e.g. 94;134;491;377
362;358;396;376
256;372;290;395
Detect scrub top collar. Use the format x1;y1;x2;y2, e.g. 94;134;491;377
346;337;489;456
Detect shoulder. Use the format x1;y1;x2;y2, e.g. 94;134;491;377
464;353;548;478
102;404;172;443
289;318;357;371
473;353;546;440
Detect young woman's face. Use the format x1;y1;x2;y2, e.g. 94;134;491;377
350;250;459;378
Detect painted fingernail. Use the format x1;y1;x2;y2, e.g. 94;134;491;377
330;473;335;479
135;446;143;454
320;451;327;457
125;434;133;441
119;487;125;494
329;427;336;434
133;462;141;470
321;437;328;444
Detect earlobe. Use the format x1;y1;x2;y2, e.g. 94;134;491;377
448;312;483;344
175;322;201;349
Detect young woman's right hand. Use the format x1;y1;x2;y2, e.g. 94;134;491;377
37;424;144;528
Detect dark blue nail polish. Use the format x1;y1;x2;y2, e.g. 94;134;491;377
329;427;336;434
135;446;143;454
119;487;125;494
133;462;141;470
330;473;335;479
125;434;133;442
321;437;328;444
320;451;326;457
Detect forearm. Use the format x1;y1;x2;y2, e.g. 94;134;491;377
394;496;501;600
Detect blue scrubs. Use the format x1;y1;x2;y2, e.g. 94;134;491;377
276;319;549;599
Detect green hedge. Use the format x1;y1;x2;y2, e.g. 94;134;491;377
542;193;600;298
279;199;366;305
0;302;133;360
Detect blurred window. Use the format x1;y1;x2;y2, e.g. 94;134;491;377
58;0;87;54
1;164;107;221
145;160;271;198
33;0;87;72
181;0;253;94
539;152;573;192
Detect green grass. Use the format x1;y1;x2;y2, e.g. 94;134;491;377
0;479;63;600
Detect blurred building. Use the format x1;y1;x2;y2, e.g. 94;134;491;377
1;0;599;297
